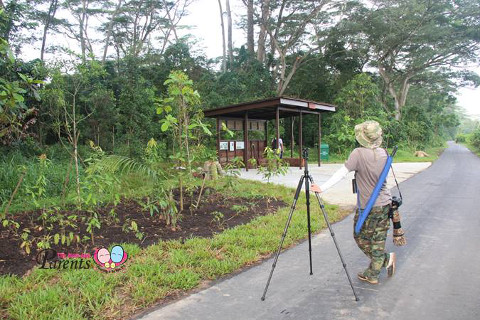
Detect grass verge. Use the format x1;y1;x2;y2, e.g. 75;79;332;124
0;178;348;320
312;145;446;164
464;142;480;157
392;145;445;162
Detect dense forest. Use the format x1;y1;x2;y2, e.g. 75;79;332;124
1;0;480;207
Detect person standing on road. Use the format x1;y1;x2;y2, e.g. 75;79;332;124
311;120;396;284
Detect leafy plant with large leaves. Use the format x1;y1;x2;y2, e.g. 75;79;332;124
0;35;43;145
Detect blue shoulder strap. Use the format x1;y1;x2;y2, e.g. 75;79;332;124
354;146;397;234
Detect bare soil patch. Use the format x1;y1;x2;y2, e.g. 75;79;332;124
0;188;286;276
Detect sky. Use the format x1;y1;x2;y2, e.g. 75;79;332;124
180;0;245;58
456;81;480;119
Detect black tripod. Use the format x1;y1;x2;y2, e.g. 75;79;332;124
261;148;359;301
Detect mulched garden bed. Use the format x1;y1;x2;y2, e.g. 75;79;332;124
0;187;286;277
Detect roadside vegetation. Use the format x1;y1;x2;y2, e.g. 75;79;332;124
456;126;480;156
0;177;347;319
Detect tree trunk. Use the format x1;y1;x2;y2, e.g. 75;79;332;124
61;157;73;207
268;0;286;65
3;169;27;216
102;0;123;63
182;98;191;171
40;0;59;62
163;0;179;41
378;64;411;121
218;0;227;72
226;0;233;65
246;0;254;56
278;56;302;95
257;0;270;62
79;0;87;62
72;96;81;206
96;125;100;147
179;176;183;212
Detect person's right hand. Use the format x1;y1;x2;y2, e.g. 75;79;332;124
310;184;322;193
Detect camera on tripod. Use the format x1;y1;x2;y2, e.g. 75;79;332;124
302;147;309;160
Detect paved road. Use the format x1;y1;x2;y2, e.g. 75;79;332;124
138;142;480;320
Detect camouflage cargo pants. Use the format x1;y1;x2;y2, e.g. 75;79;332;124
353;204;391;279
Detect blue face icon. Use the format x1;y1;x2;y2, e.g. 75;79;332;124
110;245;124;263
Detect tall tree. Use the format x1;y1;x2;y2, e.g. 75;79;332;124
225;0;233;65
101;0;123;63
62;0;98;62
108;0;192;59
350;0;480;120
39;0;59;61
257;0;334;95
158;0;192;53
256;0;270;62
243;0;254;55
217;0;227;72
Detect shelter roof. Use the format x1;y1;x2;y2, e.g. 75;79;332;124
203;97;336;120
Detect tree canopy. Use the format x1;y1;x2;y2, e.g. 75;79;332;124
0;0;478;154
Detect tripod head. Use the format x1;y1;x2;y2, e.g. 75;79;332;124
302;148;310;174
302;148;309;160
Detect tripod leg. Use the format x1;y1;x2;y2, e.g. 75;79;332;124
261;175;305;301
305;171;313;275
308;175;360;301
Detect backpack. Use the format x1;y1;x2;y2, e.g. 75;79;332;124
271;138;277;149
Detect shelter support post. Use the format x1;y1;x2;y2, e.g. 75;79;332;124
299;111;303;169
244;112;249;171
318;114;321;167
276;107;280;153
265;119;268;151
216;118;220;163
291;117;294;158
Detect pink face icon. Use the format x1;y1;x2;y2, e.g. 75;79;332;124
97;248;110;264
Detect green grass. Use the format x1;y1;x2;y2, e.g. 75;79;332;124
392;145;445;162
0;178;348;320
305;145;446;164
464;141;480;157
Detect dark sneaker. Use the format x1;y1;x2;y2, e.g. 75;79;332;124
386;252;396;277
357;272;378;284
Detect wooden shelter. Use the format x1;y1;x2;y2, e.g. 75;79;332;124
204;97;336;170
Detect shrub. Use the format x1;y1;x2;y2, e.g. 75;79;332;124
455;134;468;143
470;128;480;149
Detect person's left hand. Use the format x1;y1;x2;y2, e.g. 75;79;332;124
310;184;322;193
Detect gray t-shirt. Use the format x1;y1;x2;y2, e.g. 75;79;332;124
345;147;391;208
